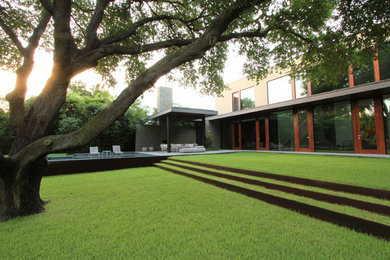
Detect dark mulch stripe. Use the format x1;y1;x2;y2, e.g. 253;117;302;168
162;161;390;216
169;158;390;200
156;164;390;241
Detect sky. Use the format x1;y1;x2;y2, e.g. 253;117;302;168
0;48;247;112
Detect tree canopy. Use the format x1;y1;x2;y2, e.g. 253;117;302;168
0;0;389;220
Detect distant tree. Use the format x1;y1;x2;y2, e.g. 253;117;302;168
45;82;149;151
0;0;389;220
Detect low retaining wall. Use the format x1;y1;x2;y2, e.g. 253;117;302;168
44;156;168;176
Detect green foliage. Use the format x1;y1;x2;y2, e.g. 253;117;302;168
205;130;213;148
43;82;149;151
3;1;387;95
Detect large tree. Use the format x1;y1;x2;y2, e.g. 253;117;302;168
0;0;388;221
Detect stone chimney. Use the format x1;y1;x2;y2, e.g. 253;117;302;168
157;86;173;112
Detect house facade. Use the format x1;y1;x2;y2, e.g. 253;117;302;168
207;44;390;154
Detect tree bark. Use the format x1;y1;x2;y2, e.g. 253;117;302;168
0;156;47;221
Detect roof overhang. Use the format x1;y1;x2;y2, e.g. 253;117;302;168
207;79;390;121
149;106;218;120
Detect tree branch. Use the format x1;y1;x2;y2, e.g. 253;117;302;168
85;0;112;50
71;38;196;75
72;28;271;76
100;15;178;45
6;12;52;136
219;27;271;42
0;15;25;55
26;12;52;53
276;26;315;47
39;0;54;14
10;0;72;153
12;0;264;163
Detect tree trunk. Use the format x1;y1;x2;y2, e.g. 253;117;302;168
0;156;48;222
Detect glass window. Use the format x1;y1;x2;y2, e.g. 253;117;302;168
233;121;240;148
295;77;308;98
233;92;239;111
379;43;390;81
258;117;266;148
358;99;377;150
268;76;293;104
298;110;309;149
313;101;354;152
354;62;375;86
240;87;255;110
311;70;349;95
241;119;256;150
220;120;232;149
269;110;294;151
383;94;390;154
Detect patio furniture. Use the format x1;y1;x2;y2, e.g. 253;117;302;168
112;145;123;157
102;150;112;158
160;144;167;152
179;145;206;153
89;146;100;157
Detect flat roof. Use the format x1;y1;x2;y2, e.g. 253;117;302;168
149;106;218;120
207;79;390;121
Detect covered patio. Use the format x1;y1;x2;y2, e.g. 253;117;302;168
145;107;218;152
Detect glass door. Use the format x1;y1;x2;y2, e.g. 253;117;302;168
354;98;385;154
294;109;314;152
232;121;241;149
256;117;269;150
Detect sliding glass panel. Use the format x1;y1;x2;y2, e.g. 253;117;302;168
298;110;309;148
241;119;256;150
267;76;292;104
379;43;390;81
240;87;255;110
220;120;232;149
269;110;294;151
258;118;266;148
359;99;377;150
313;101;354;152
383;94;390;154
233;121;240;148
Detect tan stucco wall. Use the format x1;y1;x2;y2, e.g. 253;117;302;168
215;68;291;114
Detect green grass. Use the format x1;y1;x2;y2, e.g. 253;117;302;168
174;152;390;190
1;153;390;259
159;160;390;227
47;153;68;157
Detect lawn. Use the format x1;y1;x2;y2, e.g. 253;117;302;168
0;153;389;259
173;152;390;190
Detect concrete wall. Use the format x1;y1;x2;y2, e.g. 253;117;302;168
135;124;166;151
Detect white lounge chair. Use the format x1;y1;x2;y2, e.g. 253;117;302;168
112;145;124;157
89;146;100;157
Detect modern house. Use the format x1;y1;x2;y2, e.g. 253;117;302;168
135;87;217;152
138;44;390;155
207;43;390;155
